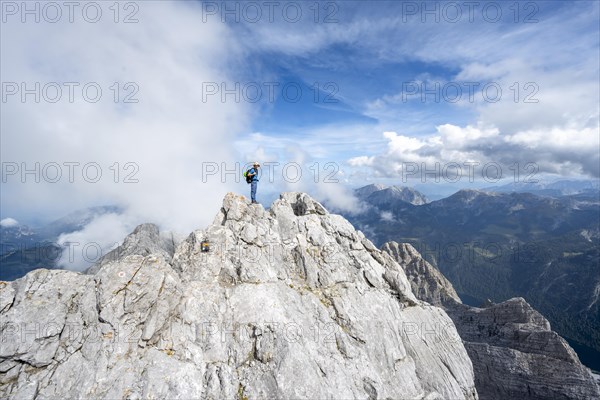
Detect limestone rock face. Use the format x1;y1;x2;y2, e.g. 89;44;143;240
453;299;600;400
0;193;477;400
381;242;461;307
382;241;600;400
85;223;178;275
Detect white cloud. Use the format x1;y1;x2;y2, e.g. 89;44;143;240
227;3;599;190
232;125;378;212
312;181;366;214
2;2;251;236
0;218;19;228
348;156;375;167
350;123;600;181
56;213;137;271
345;4;599;181
380;211;394;222
335;4;599;180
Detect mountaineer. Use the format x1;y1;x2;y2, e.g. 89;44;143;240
244;162;260;204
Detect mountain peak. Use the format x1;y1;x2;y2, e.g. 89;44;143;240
85;222;176;275
1;192;477;400
354;183;387;198
442;189;494;205
355;184;429;206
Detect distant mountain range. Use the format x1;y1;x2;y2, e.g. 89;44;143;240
0;206;121;280
484;179;600;197
355;184;429;206
342;183;600;369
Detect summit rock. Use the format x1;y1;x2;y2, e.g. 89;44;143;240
0;193;477;399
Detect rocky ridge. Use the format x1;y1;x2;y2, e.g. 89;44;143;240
0;193;477;399
382;242;461;308
382;241;600;400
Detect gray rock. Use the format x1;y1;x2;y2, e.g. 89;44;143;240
85;223;177;275
383;241;600;400
382;242;461;307
452;299;600;400
0;193;477;399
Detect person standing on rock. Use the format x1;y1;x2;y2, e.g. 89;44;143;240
248;162;260;204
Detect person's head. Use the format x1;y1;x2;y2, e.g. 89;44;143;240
253;162;260;169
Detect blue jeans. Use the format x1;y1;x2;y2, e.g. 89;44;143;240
250;181;257;202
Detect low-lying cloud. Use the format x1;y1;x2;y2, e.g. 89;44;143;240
0;1;255;269
2;2;252;269
348;123;600;182
56;213;135;271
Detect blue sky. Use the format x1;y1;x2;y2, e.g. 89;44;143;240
1;0;599;235
226;0;599;195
